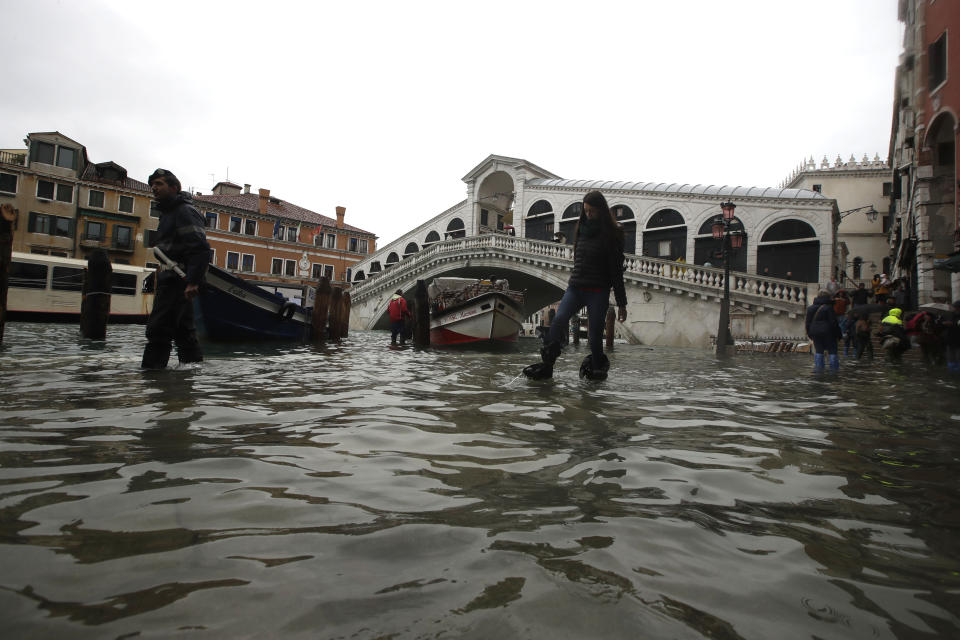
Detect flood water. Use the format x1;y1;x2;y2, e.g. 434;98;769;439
1;323;959;639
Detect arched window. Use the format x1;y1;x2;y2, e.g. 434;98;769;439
404;242;419;258
757;219;818;282
558;202;582;245
642;209;686;260
693;215;747;271
424;230;441;248
446;218;465;239
354;270;365;282
369;261;382;274
525;200;553;242
385;252;400;267
612;204;636;254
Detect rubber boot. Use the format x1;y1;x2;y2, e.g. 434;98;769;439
813;353;825;372
579;353;610;380
829;354;840;371
523;341;561;380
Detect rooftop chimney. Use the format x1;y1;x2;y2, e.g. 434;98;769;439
336;206;345;229
244;183;251;194
258;188;270;215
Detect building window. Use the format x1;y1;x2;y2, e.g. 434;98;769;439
56;184;73;203
852;257;863;280
312;263;323;279
205;212;218;228
113;224;133;250
811;184;822;193
349;237;358;252
882;182;892;197
230;216;242;233
323;265;334;280
325;233;336;249
0;172;16;194
145;229;157;247
85;220;106;241
56;146;77;169
118;195;134;213
209;249;215;264
271;258;283;275
37;180;55;200
226;251;240;269
244;219;257;235
280;259;293;276
359;239;368;253
28;212;72;237
88;190;105;208
33;141;55;165
929;31;947;91
286;226;298;242
150;203;161;218
241;254;255;272
345;267;352;283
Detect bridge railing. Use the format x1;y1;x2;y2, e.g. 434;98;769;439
350;233;807;309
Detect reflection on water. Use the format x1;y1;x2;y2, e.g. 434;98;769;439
1;323;959;639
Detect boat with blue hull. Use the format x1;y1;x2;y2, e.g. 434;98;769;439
194;264;312;341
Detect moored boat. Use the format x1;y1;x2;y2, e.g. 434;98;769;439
193;263;312;341
428;277;525;345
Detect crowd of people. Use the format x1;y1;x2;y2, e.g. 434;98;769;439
806;273;960;371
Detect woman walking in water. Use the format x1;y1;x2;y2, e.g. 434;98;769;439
524;190;628;380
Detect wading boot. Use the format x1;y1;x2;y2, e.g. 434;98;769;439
813;353;825;372
829;354;840;371
579;353;610;381
523;341;561;380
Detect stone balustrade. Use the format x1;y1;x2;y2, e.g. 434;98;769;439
350;233;807;315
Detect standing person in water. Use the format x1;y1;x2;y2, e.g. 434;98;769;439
524;190;628;380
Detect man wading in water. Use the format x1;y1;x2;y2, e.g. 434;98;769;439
141;169;212;369
523;190;628;380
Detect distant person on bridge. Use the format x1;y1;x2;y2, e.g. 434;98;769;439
523;190;627;380
388;289;411;345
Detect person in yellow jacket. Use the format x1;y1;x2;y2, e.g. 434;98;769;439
879;307;910;362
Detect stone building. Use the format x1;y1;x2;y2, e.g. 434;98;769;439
781;153;892;285
0;132;156;266
889;0;959;304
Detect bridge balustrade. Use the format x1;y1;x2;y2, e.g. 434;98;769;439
350;233;807;311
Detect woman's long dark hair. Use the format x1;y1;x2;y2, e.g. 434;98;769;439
573;190;623;249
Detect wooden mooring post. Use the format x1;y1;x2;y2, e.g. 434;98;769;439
328;287;343;340
605;306;615;350
339;291;350;338
413;279;430;347
80;250;112;340
0;204;16;345
310;276;331;342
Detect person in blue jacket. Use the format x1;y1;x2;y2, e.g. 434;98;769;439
523;190;628;380
805;290;842;371
141;169;212;369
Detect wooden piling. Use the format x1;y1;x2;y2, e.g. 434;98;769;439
310;277;331;342
339;291;351;338
572;313;580;345
413;279;430;347
328;287;343;340
605;306;615;350
80;249;112;340
0;204;16;345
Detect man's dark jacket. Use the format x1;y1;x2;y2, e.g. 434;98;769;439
805;294;841;339
153;191;211;285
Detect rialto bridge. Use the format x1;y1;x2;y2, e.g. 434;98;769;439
348;155;840;347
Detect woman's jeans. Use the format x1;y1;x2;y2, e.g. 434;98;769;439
546;286;610;359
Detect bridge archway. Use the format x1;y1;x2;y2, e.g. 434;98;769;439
446;218;465;239
525;199;553;241
477;171;515;233
559;202;582;243
643;209;687;260
612;204;636;254
403;242;419;258
694;215;747;271
757;219;818;281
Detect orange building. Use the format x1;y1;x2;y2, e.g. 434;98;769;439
193;182;376;288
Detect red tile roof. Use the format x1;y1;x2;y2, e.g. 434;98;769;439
194;193;374;236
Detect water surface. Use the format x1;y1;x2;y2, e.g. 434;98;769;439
1;323;959;639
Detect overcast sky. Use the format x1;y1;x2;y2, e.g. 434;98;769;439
5;0;901;245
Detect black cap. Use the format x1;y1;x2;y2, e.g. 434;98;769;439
148;168;180;190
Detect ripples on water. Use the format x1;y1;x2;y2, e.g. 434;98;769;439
1;323;959;639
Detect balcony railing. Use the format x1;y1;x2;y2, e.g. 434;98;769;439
0;151;27;166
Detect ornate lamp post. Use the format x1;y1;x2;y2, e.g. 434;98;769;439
714;201;747;356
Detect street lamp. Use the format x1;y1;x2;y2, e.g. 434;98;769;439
714;201;747;356
838;205;879;222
